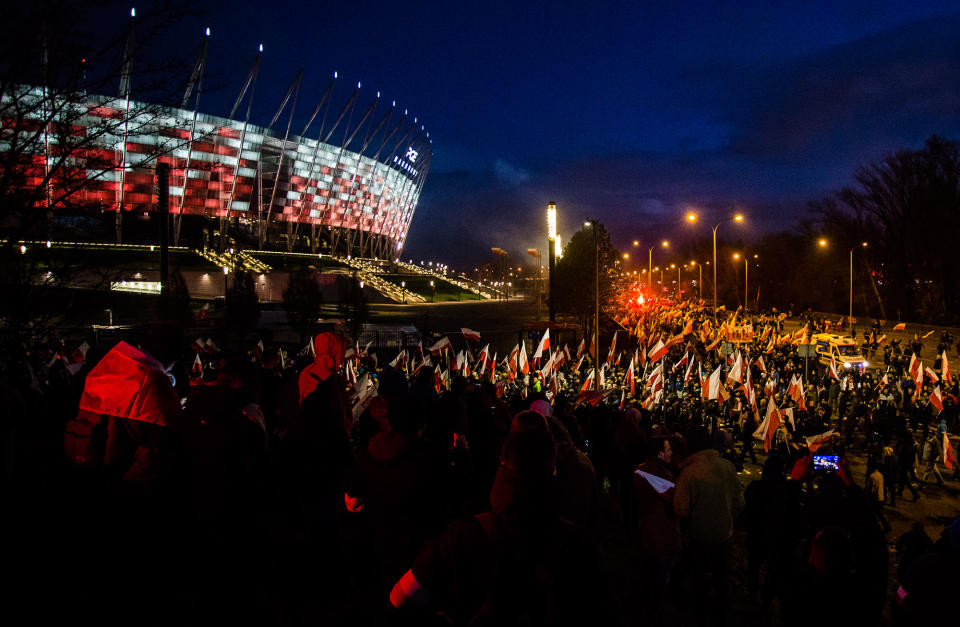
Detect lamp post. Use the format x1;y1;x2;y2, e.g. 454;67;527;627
547;202;557;321
401;280;406;304
222;265;229;302
430;280;435;302
585;220;599;391
686;211;744;317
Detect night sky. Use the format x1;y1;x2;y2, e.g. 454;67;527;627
95;1;960;265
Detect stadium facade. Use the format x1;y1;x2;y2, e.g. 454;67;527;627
2;31;431;259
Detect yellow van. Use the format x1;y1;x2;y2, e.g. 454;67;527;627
812;333;868;370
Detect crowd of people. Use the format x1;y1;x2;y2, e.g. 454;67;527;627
1;298;959;626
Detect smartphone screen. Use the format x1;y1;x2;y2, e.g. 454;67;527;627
812;454;839;472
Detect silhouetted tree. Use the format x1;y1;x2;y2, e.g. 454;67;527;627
553;221;624;334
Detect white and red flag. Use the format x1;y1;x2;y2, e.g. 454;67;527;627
192;353;203;374
930;386;944;413
461;328;482;343
519;342;530;375
706;364;725;401
787;375;804;406
606;331;618;364
755;356;767;374
753;397;782;453
70;341;90;364
944;434;956;470
726;351;743;385
429;336;453;355
908;353;920;379
828;357;840;381
533;329;551;359
942;351;952;385
648;339;669;363
626;358;636;396
805;429;835;453
925;366;940;384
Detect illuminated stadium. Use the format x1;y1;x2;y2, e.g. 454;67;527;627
2;24;431;259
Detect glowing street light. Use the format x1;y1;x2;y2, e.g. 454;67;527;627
686;210;746;316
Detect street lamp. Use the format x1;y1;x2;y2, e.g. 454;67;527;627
401;280;406;304
689;261;702;300
648;240;668;292
685;211;745;317
430;279;435;302
846;241;868;323
585;220;599;391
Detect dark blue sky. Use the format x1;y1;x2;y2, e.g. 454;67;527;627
100;1;960;265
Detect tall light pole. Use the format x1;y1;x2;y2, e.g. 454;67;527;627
648;240;668;294
547;202;558;321
686;211;744;317
848;241;868;323
585;220;599;391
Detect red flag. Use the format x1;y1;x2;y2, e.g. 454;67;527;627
942;351;952;385
893;323;906;331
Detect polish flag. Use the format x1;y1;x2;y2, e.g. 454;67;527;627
684;358;694;384
192;337;206;352
345;359;357;385
726;351;743;385
743;365;757;410
941;351;952;385
533;329;551;359
828;357;840;381
681;318;693;336
205;338;219;354
673;352;689;372
573;356;584;376
908;353;920;379
877;334;887;344
755;356;767;374
508;345;519;373
944;434;956;470
914;362;924;394
390;350;406;369
707;364;725;401
893;322;906;331
925;366;940;384
70;341;90;364
576;338;586;360
580;369;595;392
648;339;669;363
461;328;482;343
477;344;490;370
488;353;497;383
753;397;782;452
192;353;203;374
519;342;529;375
787;375;804;406
626;358;635;396
589;333;596;359
606;331;618;364
429;336;453;355
930;386;944;413
805;429;835;453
